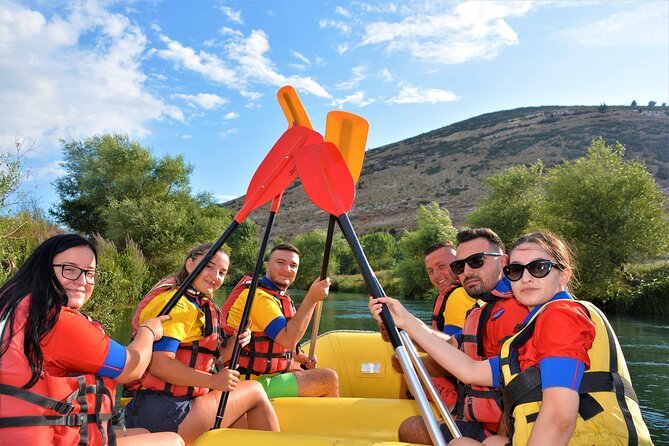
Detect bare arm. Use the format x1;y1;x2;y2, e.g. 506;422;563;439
370;296;491;386
148;351;240;392
115;315;170;384
527;387;579;446
273;277;330;349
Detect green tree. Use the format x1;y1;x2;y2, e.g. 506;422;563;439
648;100;657;107
630;100;637;107
291;229;343;290
51;133;258;279
467;162;544;248
84;236;149;335
360;231;396;270
394;203;457;300
533;138;669;301
52;134;192;235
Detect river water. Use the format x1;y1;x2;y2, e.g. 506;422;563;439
112;289;668;445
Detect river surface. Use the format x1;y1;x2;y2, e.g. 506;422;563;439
112;289;668;445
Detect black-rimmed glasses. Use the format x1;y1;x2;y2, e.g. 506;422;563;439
53;264;103;285
449;252;502;275
503;259;564;282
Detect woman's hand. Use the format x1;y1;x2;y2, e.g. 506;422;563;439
236;327;252;348
209;367;241;392
139;315;171;341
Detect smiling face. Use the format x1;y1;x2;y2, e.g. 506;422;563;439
265;249;300;290
186;251;230;296
507;242;571;310
53;245;97;309
425;246;458;292
454;238;506;298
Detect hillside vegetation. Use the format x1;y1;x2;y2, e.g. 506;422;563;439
224;105;668;238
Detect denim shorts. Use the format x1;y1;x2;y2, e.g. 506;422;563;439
124;392;192;433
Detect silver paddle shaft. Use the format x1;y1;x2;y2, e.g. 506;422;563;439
399;330;462;440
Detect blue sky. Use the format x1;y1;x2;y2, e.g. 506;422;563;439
1;0;667;212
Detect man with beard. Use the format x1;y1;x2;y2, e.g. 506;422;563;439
392;228;529;444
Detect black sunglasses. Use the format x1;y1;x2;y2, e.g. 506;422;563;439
503;259;564;282
449;252;502;275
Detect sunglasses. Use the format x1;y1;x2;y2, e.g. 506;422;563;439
449;252;502;275
503;259;564;282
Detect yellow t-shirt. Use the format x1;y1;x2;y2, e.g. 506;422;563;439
138;290;207;343
226;287;286;338
442;287;478;331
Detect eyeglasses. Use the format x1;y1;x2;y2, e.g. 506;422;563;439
449;252;502;275
503;259;564;282
53;264;103;285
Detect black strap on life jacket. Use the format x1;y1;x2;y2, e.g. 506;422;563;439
0;377;117;446
239;334;293;379
501;304;641;444
431;287;456;332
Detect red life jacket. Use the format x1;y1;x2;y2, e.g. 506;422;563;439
128;277;222;398
0;297;117;445
221;276;296;379
431;284;458;332
454;285;520;434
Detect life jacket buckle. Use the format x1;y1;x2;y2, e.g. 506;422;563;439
54;400;75;415
65;413;85;426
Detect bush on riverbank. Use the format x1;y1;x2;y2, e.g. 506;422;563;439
611;260;669;314
332;270;400;297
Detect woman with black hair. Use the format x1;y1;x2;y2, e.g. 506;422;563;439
0;233;184;445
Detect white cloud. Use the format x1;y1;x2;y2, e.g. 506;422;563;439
555;2;668;47
157;34;240;87
219;6;244;25
181;134;192;140
25;160;65;182
337;44;349;55
219;128;239;138
319;18;352;35
360;1;531;64
224;112;239;120
381;67;393;82
289;50;311;70
335;6;352;18
387;85;459;104
172;93;228;110
332;92;375;108
0;1;182;157
336;65;367;90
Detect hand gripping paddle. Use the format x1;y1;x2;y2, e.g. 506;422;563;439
294;141;459;445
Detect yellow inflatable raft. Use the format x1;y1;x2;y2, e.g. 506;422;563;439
194;331;433;445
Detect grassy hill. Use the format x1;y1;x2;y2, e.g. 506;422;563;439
223;105;669;239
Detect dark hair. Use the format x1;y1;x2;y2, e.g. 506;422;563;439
269;243;300;259
508;231;576;288
423;242;455;257
173;243;230;285
456;228;505;253
0;234;96;388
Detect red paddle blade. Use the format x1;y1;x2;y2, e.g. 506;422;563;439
295;141;355;216
236;125;323;222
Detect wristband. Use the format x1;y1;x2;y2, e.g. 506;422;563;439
139;324;156;339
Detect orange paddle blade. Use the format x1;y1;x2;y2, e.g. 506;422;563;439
325;111;368;183
277;85;313;129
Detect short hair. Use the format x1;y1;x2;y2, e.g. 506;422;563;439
423;242;456;257
269;243;300;258
456;228;505;253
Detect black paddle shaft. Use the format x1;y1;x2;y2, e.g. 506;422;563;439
158;221;240;317
336;214;402;348
213;209;278;429
320;216;336;279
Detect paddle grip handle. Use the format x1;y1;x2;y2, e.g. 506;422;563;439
158;221;239;317
214;203;279;429
336;214;402;348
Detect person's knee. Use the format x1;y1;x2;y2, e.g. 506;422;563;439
399;415;429;444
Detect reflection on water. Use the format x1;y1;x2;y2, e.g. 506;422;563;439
112;289;668;445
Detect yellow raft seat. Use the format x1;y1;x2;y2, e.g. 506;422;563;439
195;331;438;445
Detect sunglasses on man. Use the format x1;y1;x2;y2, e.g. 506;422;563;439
503;259;564;282
449;252;502;275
